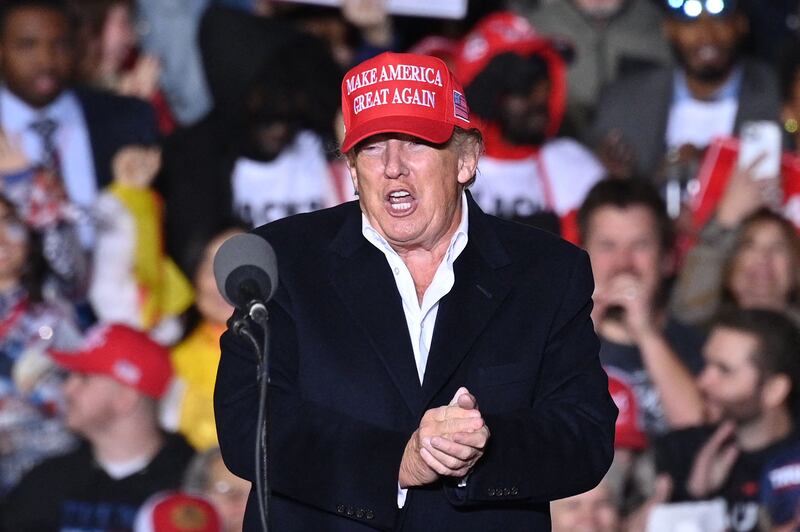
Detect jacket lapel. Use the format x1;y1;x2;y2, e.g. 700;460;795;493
421;196;513;406
329;205;424;416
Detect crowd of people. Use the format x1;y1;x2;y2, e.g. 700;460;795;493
0;0;799;530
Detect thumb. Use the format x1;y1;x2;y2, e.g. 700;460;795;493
449;386;469;406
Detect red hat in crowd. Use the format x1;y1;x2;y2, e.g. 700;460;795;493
453;11;572;139
340;51;474;153
134;492;222;532
50;323;173;399
607;373;647;451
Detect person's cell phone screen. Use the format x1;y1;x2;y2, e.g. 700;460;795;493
738;121;782;180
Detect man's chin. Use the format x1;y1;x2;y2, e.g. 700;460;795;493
685;61;737;85
21;90;62;109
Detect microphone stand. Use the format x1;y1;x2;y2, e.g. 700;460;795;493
232;301;271;532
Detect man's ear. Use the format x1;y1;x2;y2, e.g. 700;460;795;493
345;153;359;195
762;374;792;410
457;139;481;185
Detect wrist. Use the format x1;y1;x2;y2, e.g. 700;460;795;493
633;324;663;347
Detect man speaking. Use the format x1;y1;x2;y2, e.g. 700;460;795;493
214;52;617;532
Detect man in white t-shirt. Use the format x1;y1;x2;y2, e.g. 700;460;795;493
454;11;606;242
591;0;780;180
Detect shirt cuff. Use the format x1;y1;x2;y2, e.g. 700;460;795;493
397;484;408;508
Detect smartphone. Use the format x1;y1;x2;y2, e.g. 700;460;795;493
738;121;782;180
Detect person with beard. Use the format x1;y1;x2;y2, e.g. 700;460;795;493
579;179;706;439
591;0;780;181
653;309;800;532
455;11;606;240
157;8;343;274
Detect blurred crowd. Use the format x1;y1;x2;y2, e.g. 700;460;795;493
0;0;799;530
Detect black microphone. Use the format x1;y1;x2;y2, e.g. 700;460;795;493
213;232;277;532
213;233;279;320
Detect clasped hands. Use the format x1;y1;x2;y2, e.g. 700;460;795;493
398;387;491;488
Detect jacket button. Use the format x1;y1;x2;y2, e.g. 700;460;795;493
346;506;354;516
356;508;365;518
366;510;374;520
511;486;518;495
487;488;496;496
336;504;345;513
503;488;511;496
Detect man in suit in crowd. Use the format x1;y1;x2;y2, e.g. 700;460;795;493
0;0;158;209
215;51;616;531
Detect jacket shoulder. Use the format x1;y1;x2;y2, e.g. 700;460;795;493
251;202;358;261
487;214;588;270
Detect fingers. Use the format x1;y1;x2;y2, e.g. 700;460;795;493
440;416;485;436
419;446;472;478
449;429;490;450
431;404;481;423
429;436;480;460
705;421;736;452
718;443;740;474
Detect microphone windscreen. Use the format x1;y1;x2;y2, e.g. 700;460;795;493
213;233;279;308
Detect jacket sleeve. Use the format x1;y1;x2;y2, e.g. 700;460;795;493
445;250;617;505
214;290;409;531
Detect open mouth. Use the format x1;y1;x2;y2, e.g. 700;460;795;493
385;189;416;215
694;44;723;64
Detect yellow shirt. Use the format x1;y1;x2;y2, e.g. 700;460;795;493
171;321;226;451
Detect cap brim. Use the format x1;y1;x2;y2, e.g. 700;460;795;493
49;349;97;374
341;115;455;153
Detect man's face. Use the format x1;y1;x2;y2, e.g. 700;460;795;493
62;372;122;436
698;327;763;423
498;78;550;147
583;205;667;303
347;133;478;252
664;13;747;83
550;481;620;532
0;7;74;108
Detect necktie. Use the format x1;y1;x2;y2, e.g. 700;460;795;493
29;117;60;175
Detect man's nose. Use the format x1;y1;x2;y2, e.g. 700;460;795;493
34;42;60;70
383;141;408;179
612;248;635;271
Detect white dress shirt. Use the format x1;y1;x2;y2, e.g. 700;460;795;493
361;192;469;507
0;87;98;208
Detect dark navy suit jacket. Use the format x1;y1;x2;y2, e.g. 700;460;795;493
215;194;617;531
74;87;159;189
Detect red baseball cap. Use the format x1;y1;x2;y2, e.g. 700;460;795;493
453;12;572;139
454;11;573;87
134;492;222;532
50;323;173;399
340;51;474;153
608;373;647;451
